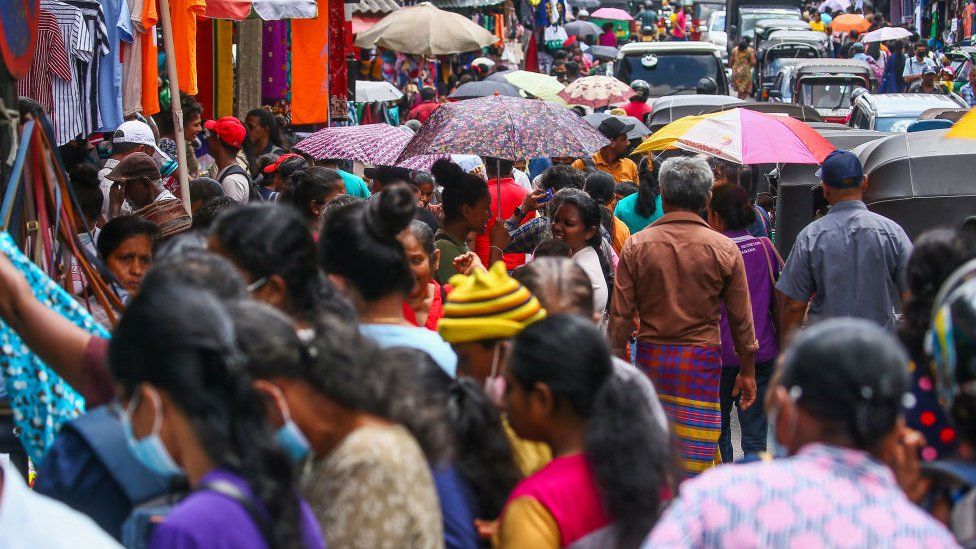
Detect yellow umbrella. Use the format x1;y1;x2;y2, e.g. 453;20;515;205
632;112;724;154
502;71;566;104
947;109;976;139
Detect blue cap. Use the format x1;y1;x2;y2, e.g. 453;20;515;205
815;150;864;188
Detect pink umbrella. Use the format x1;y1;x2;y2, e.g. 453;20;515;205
590;7;633;20
674;108;835;164
292;123;444;170
558;75;634;109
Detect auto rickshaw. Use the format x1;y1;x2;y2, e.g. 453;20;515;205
753;18;811;47
645;95;744;131
774;128;974;256
754;31;827;99
768;59;872;123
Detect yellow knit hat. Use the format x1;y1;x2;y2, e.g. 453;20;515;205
438;261;547;344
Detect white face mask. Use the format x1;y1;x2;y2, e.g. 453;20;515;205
484;343;507;407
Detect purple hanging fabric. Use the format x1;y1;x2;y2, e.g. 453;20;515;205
262;21;290;105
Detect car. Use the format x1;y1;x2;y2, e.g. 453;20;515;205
847;92;968;132
703;10;728;59
615;41;730;98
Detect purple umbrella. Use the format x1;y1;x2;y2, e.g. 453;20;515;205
292;123;443;171
397;95;608;219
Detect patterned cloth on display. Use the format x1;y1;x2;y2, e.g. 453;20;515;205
0;232;106;462
637;342;722;477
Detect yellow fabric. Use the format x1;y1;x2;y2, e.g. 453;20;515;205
494;496;560;549
214;20;234;118
439;262;547;344
633;111;725;154
292;0;330;124
809;21;827;33
503;417;552;477
571;153;638;183
611;216;630;254
948;108;976;139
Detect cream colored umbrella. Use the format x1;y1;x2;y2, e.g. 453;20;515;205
354;2;498;56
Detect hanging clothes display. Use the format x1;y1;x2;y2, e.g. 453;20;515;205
41;0;93;146
169;0;207;95
95;0;131;131
262;21;291;106
63;0;111;134
214;20;235;117
139;0;160;115
292;0;329;124
0;231;105;463
120;0;143;115
16;8;72;115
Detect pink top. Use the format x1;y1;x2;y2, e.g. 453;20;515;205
506;454;610;546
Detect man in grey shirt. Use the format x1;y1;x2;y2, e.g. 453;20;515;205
777;150;913;337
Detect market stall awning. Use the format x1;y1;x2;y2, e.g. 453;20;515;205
351;0;400;14
352;14;386;33
205;0;318;20
429;0;503;8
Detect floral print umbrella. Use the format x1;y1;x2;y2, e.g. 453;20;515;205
558;75;634;109
293;123;442;170
397;95;609;163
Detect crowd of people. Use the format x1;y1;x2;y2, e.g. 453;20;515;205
6;0;976;546
7;79;976;548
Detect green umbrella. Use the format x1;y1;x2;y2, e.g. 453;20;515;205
500;71;567;104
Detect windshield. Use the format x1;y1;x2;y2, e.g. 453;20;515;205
763;47;820;76
740;10;800;38
798;81;861;109
875;116;916;132
697;3;721;23
711;13;726;31
618;53;723;96
951;59;972;81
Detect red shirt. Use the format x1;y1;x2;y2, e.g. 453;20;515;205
476;177;535;270
409;101;441;123
622;99;653;122
673;11;687;38
402;280;445;331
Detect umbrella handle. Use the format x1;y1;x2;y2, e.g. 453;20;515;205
496;158;503;222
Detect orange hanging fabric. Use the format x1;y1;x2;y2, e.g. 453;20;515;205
291;0;330;124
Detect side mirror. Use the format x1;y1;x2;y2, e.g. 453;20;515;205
729;25;737;37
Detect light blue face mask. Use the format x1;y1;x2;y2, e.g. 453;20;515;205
767;385;802;459
268;385;312;464
121;387;185;480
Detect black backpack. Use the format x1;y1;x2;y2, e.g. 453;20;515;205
219;165;264;203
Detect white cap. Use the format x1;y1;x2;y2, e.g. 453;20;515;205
112;121;166;157
578;8;589;16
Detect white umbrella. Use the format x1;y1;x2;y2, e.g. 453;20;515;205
355;80;404;102
862;26;912;43
819;0;850;12
354;2;498;56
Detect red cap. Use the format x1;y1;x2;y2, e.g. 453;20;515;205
263;153;304;174
205;116;247;149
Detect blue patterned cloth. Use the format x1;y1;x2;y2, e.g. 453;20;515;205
0;232;109;462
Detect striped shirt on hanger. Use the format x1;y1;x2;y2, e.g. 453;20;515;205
42;0;91;146
16;9;72;114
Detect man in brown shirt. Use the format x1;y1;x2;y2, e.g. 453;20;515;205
608;156;757;476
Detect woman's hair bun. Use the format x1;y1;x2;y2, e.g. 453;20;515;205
431;159;464;187
69;163;100;190
366;184;416;240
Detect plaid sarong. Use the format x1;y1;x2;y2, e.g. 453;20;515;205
133;198;191;239
636;342;722;478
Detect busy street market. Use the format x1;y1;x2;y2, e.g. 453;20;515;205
3;0;976;545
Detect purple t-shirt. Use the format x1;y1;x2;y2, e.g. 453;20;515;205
719;230;780;366
148;469;325;549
